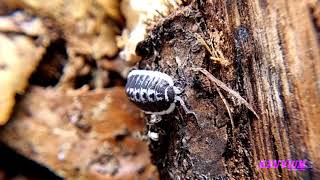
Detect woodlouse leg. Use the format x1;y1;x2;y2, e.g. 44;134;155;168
173;86;183;95
175;96;200;128
148;114;162;124
147;131;159;141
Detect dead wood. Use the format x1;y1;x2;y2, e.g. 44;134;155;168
136;0;320;179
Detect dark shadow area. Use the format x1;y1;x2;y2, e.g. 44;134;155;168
29;39;67;87
0;142;63;180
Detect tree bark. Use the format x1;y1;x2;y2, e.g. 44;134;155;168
136;0;320;179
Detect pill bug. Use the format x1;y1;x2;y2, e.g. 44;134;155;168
125;70;194;116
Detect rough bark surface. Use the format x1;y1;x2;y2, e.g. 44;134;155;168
136;0;320;179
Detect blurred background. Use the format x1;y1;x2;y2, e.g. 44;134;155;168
0;0;181;179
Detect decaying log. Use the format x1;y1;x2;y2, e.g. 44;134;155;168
136;0;320;179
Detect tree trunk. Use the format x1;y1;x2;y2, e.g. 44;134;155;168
136;0;320;179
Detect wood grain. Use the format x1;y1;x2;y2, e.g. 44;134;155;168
136;0;319;179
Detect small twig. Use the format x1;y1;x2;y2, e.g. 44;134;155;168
194;32;230;66
191;67;259;119
194;33;213;55
213;83;234;129
155;10;166;18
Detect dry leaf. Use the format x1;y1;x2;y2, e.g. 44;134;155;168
0;12;49;125
119;0;180;64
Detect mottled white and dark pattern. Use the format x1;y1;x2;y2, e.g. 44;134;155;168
125;70;177;115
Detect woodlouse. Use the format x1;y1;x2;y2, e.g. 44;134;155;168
125;70;195;116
